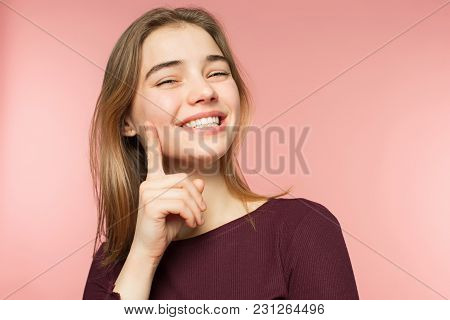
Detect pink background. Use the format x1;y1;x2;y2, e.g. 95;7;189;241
1;0;449;299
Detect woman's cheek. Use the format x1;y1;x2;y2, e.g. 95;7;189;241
141;91;180;157
220;82;241;127
221;81;240;108
144;91;180;123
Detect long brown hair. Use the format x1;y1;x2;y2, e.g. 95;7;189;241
89;6;292;268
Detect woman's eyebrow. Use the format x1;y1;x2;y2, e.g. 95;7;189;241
144;54;229;80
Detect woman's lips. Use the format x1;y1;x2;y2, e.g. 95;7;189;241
176;114;228;135
175;111;227;127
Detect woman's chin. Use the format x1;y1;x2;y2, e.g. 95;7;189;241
164;150;226;173
175;139;229;159
186;151;225;165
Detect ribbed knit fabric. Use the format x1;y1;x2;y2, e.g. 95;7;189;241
82;197;359;300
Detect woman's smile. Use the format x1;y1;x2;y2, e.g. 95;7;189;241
174;112;229;135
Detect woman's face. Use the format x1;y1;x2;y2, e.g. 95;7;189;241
123;23;240;169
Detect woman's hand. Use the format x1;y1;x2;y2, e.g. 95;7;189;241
130;121;207;261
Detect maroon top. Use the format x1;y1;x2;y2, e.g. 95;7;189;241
82;197;359;299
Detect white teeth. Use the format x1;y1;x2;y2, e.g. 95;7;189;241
183;116;220;128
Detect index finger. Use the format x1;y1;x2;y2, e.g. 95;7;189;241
142;121;166;179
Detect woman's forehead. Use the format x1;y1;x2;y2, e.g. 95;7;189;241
142;24;220;63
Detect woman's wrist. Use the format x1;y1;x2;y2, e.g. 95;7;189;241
128;242;163;267
113;244;161;300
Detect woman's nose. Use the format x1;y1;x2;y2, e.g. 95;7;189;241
187;78;218;105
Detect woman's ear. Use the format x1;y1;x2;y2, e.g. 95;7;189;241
121;115;137;137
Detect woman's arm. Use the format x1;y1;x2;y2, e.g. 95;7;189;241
113;245;161;299
82;243;160;300
285;203;359;300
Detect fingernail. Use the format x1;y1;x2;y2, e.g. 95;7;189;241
201;201;207;210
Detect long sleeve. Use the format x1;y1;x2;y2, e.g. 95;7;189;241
285;204;359;299
82;243;122;300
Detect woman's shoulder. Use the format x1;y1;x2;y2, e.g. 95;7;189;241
272;198;359;299
273;197;351;275
268;196;340;228
267;197;345;254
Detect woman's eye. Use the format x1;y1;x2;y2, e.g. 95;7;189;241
156;72;229;87
209;71;230;77
156;79;177;87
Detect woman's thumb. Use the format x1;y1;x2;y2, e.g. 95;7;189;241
192;178;205;193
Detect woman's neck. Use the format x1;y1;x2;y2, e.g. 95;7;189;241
163;156;248;240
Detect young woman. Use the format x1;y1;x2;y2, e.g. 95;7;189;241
82;7;359;300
